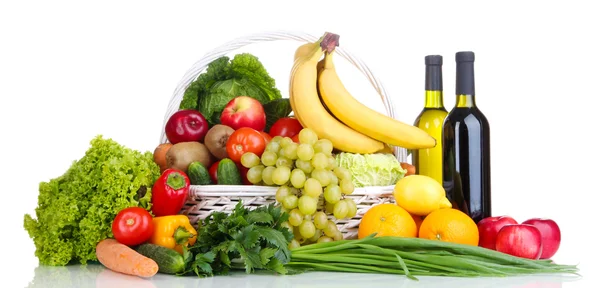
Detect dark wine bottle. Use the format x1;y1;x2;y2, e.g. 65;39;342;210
442;51;491;223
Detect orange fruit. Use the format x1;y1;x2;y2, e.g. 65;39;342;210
418;208;479;246
411;214;424;232
357;204;417;239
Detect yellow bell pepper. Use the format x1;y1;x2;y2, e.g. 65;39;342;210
150;215;198;254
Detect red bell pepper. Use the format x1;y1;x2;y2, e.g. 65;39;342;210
151;168;190;217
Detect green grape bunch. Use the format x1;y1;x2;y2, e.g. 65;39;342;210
239;128;358;247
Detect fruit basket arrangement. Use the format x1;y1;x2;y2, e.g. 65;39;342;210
23;30;579;282
155;30;428;239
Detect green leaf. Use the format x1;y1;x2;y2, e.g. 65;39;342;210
263;98;293;132
246;211;274;225
219;250;231;267
259;248;277;265
266;258;288;275
255;226;291;262
234;225;260;249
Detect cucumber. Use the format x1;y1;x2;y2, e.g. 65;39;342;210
187;161;212;185
135;243;185;274
217;158;242;185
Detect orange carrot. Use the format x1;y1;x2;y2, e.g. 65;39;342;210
400;162;416;176
96;239;159;278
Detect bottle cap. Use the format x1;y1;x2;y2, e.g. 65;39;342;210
425;55;443;65
456;51;475;62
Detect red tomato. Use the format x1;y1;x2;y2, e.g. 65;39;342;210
269;117;303;138
209;161;220;183
236;162;252;185
260;131;272;143
112;207;154;246
291;134;300;143
226;127;267;163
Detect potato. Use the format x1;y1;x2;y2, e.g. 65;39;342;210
165;142;213;173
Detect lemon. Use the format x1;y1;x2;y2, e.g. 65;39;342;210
393;175;452;216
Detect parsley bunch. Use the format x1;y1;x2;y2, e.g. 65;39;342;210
182;202;294;277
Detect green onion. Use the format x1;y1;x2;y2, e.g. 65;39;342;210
285;234;579;281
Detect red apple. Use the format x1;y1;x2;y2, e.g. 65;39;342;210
496;224;543;260
477;216;518;250
522;218;561;259
165;109;209;144
220;96;266;131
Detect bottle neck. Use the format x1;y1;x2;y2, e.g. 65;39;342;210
456;94;476;108
425;91;444;108
456;59;475;108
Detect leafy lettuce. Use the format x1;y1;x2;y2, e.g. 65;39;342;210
335;152;407;187
179;53;287;126
23;135;160;266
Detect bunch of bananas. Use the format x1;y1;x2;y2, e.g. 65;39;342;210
289;32;437;154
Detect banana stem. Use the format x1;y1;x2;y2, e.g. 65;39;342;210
321;32;340;53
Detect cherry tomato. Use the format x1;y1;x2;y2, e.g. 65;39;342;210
269;117;303;138
260;131;272;143
112;207;154;246
226;127;267;163
291;134;300;143
236;162;252;185
209;160;220;183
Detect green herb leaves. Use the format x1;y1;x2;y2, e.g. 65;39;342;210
183;202;293;277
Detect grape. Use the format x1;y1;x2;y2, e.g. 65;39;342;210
344;198;357;218
333;200;349;219
280;221;293;233
334;167;352;181
311;169;330;187
241;152;260;168
288;239;301;249
247;165;265;184
317;236;333;243
271;136;283;143
309;229;322;242
262;166;276;185
324;184;342;204
311;152;328;170
298;128;318;145
290;187;301;195
333;231;344;241
323;220;339;238
326;155;336;170
293;227;305;242
325;202;334;214
298;195;318;215
328;171;339;185
272;166;291;185
297;143;314;161
295;159;313;174
313;211;328;230
313;139;333;154
299;220;316;239
340;178;355;195
283;142;299;160
280;137;294;148
265;141;281;153
261;151;278;166
304;214;312;221
282;195;298;210
303;178;323;198
278;148;286;158
276;157;293;168
275;186;291;202
290;169;306;189
288;209;303;226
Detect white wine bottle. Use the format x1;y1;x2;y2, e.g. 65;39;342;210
413;55;447;184
442;51;491;223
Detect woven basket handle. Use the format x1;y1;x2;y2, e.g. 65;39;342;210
159;30;407;162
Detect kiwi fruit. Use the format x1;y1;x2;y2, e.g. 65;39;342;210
204;124;234;159
166;141;213;173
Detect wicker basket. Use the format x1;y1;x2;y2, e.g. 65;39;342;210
159;30;408;239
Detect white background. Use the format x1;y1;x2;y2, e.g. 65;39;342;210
2;0;598;287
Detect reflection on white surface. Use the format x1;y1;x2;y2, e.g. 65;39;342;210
25;263;583;288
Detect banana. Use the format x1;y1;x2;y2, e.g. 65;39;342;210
289;41;385;154
317;51;437;149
